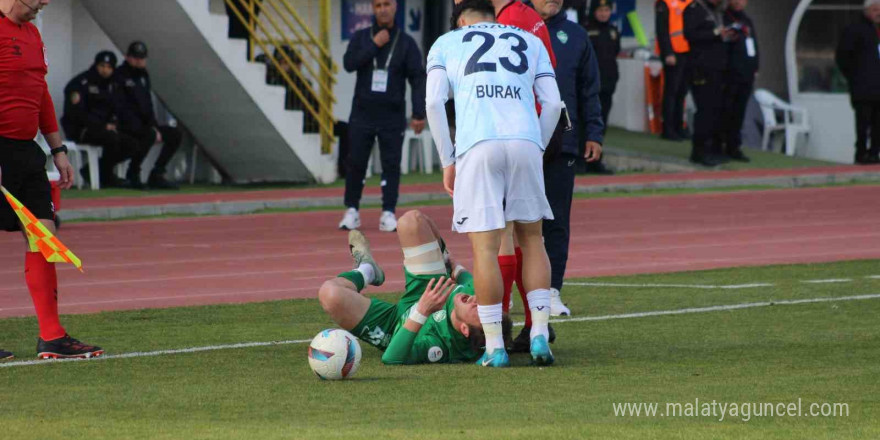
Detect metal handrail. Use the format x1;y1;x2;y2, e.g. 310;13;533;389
273;0;335;63
252;0;336;103
224;0;335;153
262;0;337;84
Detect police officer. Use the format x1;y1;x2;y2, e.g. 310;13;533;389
61;51;143;187
338;0;426;232
656;0;692;140
683;0;737;166
718;0;757;162
587;0;620;132
836;0;880;165
114;41;182;190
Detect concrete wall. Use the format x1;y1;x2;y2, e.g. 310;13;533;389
38;1;123;124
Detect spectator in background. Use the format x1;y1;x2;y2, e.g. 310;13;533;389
61;51;145;187
683;0;737;167
262;46;320;133
656;0;693;141
835;0;880;165
339;0;426;233
587;0;620;133
114;41;183;190
718;0;756;162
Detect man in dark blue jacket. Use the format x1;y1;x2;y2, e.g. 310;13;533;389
836;0;880;164
114;41;182;190
523;0;603;327
339;0;427;233
62;51;143;188
718;0;757;162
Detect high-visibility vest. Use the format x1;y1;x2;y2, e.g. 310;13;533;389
660;0;692;54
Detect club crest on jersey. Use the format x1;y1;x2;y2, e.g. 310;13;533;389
557;30;569;44
432;310;447;322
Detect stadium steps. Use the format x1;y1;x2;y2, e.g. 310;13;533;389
79;0;336;184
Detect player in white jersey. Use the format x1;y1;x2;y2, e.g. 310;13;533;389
424;0;562;368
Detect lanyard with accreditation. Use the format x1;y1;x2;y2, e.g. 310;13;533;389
371;27;400;93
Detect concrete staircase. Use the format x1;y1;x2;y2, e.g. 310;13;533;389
80;0;336;183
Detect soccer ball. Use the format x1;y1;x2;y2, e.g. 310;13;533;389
307;329;362;380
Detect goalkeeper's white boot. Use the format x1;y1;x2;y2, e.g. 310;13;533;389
550;288;570;317
348;230;385;286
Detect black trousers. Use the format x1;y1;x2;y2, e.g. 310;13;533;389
853;101;880;158
719;81;754;152
662;53;691;137
690;68;725;159
124;125;183;180
0;137;53;231
542;153;577;291
599;82;617;133
344;123;404;213
78;127;144;182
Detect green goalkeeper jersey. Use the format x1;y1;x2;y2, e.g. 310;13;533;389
380;270;479;365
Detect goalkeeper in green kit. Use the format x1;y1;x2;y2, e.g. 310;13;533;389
318;210;508;365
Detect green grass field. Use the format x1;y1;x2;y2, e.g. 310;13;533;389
603;127;834;170
2;260;878;439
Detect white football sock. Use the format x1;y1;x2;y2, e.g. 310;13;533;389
527;289;551;341
477;303;504;353
356;263;375;285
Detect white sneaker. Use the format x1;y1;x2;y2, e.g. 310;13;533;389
378;211;398;232
549;288;570;316
338;208;361;230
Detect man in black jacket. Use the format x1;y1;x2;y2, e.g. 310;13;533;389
836;0;880;165
61;51;143;187
587;0;620;132
114;41;182;189
339;0;426;233
718;0;757;162
683;0;737;167
527;0;603;328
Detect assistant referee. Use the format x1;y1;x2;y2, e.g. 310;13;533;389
0;0;102;360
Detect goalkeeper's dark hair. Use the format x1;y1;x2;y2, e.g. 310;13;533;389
450;0;495;29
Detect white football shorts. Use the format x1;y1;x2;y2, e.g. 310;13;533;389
451;139;553;233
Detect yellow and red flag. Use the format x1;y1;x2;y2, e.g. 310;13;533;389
1;186;83;272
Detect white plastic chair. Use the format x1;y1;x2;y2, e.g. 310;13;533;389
366;129;436;177
36;137;103;190
67;142;104;190
400;129;434;175
753;89;810;156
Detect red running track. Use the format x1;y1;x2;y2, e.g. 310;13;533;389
1;185;879;318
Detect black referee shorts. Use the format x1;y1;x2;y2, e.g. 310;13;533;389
0;136;54;232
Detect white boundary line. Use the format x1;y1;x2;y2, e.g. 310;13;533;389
801;279;853;284
538;294;880;325
3;293;879;369
0;339;312;368
563;282;774;289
